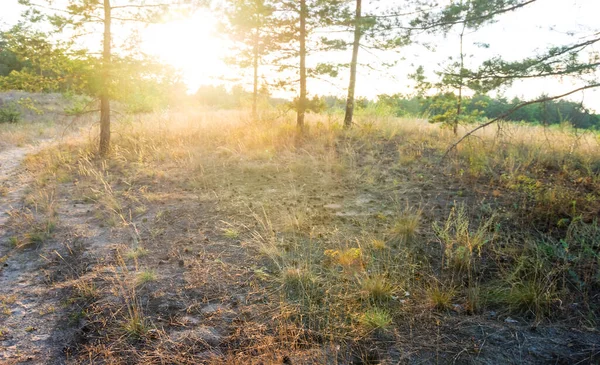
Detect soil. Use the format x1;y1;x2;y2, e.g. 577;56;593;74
0;143;68;362
0;135;599;364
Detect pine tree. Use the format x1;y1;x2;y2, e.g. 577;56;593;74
0;23;91;92
276;0;347;129
343;0;362;129
223;0;280;121
404;0;538;133
19;0;199;156
407;0;600;152
317;0;406;129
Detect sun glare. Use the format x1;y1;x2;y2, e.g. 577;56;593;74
141;10;231;91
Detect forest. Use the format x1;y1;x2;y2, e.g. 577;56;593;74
0;0;599;364
193;87;600;129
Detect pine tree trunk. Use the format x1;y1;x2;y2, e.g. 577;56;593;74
344;0;362;129
252;30;259;122
454;22;466;136
297;0;307;129
99;0;112;156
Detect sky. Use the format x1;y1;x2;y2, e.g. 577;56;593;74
1;0;600;111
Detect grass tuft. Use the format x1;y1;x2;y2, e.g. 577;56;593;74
136;270;157;286
360;274;393;304
125;247;149;260
281;267;321;301
222;228;240;239
359;308;392;330
427;284;456;311
434;204;495;273
389;208;421;244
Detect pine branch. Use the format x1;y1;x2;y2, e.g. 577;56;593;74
110;4;170;9
467;36;600;82
395;0;537;31
473;62;600;81
366;7;437;19
111;17;151;23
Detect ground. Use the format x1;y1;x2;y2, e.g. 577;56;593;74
0;101;599;364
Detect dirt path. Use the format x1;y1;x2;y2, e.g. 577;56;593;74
0;142;81;364
0;140;260;364
0;146;33;238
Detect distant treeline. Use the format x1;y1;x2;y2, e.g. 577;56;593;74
375;93;600;130
195;85;600;130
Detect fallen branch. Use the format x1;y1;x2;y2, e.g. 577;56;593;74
441;83;600;160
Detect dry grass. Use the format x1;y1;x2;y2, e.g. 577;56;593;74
0;121;63;150
0;91;93;151
9;106;600;363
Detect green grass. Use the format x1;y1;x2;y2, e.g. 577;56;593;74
8;237;19;248
136;270;157;286
281;267;321;301
73;280;98;301
123;309;150;339
359;308;392;330
222;228;240;239
433;204;495;273
125;247;149;260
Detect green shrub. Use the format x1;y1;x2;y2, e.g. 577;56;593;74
0;104;21;123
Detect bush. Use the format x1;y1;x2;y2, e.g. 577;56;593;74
0;104;21;123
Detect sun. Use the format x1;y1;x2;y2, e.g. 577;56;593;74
141;10;231;91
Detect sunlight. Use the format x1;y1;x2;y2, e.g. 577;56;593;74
3;0;600;362
141;10;232;91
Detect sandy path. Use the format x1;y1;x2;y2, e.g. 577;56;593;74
0;146;32;238
0;142;72;364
